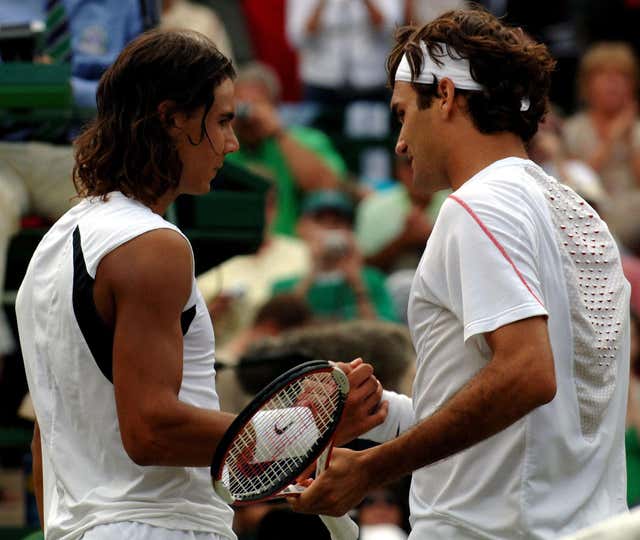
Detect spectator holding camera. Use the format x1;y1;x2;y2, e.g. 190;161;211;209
227;62;346;236
356;154;449;273
273;190;397;322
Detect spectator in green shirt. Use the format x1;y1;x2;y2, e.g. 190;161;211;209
228;62;347;236
273;190;397;322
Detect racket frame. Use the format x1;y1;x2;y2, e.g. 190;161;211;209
211;360;349;505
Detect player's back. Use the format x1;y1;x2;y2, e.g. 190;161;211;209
409;157;630;539
15;192;234;540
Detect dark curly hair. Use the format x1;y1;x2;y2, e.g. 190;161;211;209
73;29;235;206
386;8;556;142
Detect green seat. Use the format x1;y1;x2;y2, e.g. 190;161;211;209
0;528;41;540
21;531;44;540
0;63;72;110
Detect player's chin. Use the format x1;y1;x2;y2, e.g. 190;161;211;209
184;182;213;196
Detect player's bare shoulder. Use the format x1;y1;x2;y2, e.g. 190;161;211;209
97;228;193;315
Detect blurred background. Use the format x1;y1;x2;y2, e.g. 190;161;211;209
1;1;640;539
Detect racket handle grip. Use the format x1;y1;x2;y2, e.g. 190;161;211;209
320;514;359;540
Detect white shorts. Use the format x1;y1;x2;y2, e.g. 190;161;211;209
81;521;232;540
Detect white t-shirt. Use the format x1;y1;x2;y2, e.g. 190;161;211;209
16;192;235;540
286;0;403;89
368;158;630;539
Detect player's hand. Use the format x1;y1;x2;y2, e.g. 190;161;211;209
288;447;373;516
333;358;388;446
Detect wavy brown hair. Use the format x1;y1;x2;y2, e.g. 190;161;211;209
73;29;235;205
386;7;556;142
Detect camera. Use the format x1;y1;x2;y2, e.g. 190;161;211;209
322;230;350;260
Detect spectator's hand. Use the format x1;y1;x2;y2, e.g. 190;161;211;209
246;101;283;141
534;131;564;162
608;103;637;142
206;293;235;320
335;233;365;285
332;358;388;446
298;219;330;270
399;206;431;247
34;55;53;64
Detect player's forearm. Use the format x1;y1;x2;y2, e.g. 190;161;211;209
120;398;235;467
363;352;556;484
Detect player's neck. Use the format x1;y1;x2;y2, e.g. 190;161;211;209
447;132;528;191
149;189;178;217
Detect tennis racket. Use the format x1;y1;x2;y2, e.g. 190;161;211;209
211;360;359;540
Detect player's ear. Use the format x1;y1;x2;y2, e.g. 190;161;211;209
438;78;456;118
158;100;187;134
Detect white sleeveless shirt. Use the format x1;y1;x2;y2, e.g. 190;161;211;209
16;192;235;540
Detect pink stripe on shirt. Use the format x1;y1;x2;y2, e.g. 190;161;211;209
449;194;545;308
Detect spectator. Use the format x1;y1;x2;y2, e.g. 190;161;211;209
0;0;144;410
355;155;448;273
160;0;234;62
528;108;609;209
197;187;311;350
216;292;314;369
241;0;300;101
564;42;640;242
286;0;403;105
227;61;346;236
273;190;398;322
245;318;415;394
404;0;467;25
214;294;314;414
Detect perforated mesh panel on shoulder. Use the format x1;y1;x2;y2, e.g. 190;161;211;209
527;165;626;438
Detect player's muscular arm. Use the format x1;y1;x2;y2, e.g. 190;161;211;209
369;316;556;476
100;229;235;467
292;316;556;515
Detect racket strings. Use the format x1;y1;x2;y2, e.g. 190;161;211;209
223;371;342;500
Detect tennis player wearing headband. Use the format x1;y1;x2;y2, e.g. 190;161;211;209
291;8;631;539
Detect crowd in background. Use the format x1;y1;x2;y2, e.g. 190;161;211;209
2;0;640;538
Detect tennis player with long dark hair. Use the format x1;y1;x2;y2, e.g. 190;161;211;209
16;29;385;540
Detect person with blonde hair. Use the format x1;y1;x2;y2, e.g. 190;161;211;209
564;42;640;242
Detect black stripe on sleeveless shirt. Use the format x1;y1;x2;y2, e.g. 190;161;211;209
72;227;197;383
72;226;115;382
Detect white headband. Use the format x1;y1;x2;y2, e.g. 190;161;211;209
395;41;531;111
395;42;483;91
